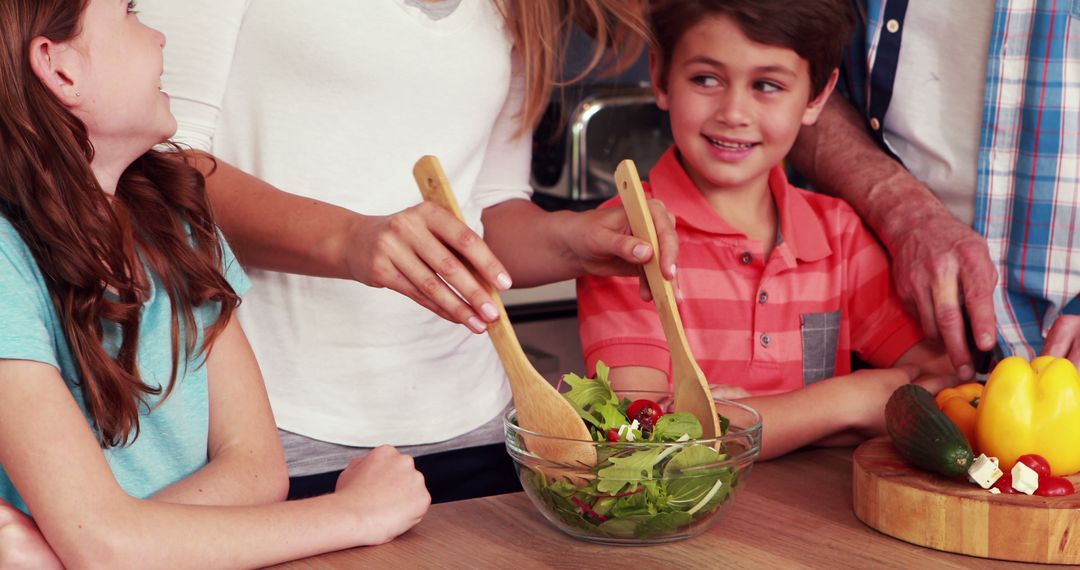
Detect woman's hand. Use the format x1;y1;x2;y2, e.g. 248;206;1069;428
0;500;62;570
344;204;512;333
562;198;680;301
334;446;430;546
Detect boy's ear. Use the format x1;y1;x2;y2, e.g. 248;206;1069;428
27;36;83;108
801;69;840;126
649;50;670;111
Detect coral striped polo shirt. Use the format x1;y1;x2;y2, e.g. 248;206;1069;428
577;148;923;396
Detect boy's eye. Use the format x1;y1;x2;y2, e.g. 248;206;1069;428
692;75;720;88
755;80;784;94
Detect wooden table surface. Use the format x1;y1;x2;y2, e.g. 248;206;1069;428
270;447;1069;569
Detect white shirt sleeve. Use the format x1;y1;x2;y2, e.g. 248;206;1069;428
139;0;252;152
469;50;534;211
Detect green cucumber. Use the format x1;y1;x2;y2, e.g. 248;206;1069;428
884;384;974;477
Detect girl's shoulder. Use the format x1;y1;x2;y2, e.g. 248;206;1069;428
0;215;44;277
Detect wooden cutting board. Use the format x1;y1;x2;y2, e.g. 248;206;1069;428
853;436;1080;564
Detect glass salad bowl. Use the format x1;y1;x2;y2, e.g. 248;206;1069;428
503;392;762;545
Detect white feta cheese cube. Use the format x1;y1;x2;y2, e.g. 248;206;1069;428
989;487;1001;495
967;454;1003;489
1011;461;1039;495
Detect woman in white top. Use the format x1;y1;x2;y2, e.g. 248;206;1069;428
138;0;678;502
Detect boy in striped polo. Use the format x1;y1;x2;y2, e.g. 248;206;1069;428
577;0;957;459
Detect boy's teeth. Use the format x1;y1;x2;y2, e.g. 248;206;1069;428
709;138;754;150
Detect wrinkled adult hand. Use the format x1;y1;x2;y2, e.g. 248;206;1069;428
1042;314;1080;367
888;211;997;380
567;198;680;301
335;445;430;546
0;500;62;570
344;203;511;333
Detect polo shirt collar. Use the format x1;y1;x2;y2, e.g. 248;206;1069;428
646;147;832;263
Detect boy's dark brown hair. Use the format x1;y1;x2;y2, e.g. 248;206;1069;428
650;0;855;98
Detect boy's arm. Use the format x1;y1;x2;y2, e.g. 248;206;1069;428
740;366;955;460
788;95;997;379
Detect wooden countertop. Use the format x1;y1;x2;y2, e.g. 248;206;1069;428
270;447;1061;569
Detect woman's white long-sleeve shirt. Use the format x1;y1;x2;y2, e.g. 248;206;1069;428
140;0;528;448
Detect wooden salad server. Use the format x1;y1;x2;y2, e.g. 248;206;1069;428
412;156;596;469
614;159;722;440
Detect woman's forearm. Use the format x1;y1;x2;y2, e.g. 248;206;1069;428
193;152;362;280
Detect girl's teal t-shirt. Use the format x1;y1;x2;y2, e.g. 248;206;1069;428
0;216;250;514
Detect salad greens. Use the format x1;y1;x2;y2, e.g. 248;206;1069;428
523;362;737;540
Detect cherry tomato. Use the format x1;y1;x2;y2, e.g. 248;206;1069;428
1035;476;1075;497
992;472;1017;494
606;428;620;442
626;399;664;432
1017;454;1052;478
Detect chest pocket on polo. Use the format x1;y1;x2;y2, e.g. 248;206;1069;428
801;310;841;385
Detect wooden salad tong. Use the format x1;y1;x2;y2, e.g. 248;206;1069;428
412;156;596;468
614;159;723;440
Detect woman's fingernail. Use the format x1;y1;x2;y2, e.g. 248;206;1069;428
632;244;649;259
979;333;994;348
958;365;973;379
468;316;487;333
496;273;512;290
481;303;499;321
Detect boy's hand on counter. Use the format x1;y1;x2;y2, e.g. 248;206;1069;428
835;365;922;435
568;198;681;302
334;445;430;546
344;203;512;334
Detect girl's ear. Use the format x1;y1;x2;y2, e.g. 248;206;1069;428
27;36;82;108
649;50;670;111
802;69;839;126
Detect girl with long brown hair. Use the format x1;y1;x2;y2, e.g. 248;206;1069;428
136;0;678;503
0;0;429;566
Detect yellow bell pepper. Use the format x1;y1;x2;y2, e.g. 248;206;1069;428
976;356;1080;476
935;383;982;452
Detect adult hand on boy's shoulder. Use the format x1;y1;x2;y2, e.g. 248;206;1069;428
887;209;998;381
1042;314;1080;367
570;198;680;301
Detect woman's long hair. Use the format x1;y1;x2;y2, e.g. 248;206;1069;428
497;0;650;134
0;0;239;447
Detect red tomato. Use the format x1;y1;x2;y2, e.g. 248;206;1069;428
626;399;664;432
1035;476;1075;497
606;428;620;442
992;472;1017;494
1017;454;1052;478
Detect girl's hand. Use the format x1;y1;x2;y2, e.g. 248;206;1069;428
344;204;511;333
565;199;680;302
334;446;430;546
0;500;62;570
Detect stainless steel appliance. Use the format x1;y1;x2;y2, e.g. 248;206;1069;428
531;84;673;211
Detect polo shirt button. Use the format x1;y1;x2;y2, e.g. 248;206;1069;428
870;117;881;130
758;290;768;304
760;333;771;347
740;252;753;265
886;19;901;33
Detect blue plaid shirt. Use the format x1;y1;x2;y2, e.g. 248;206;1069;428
841;0;1080;358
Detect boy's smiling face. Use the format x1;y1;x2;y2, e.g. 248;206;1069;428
652;15;835;198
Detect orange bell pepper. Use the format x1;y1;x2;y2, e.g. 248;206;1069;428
935;383;982;452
